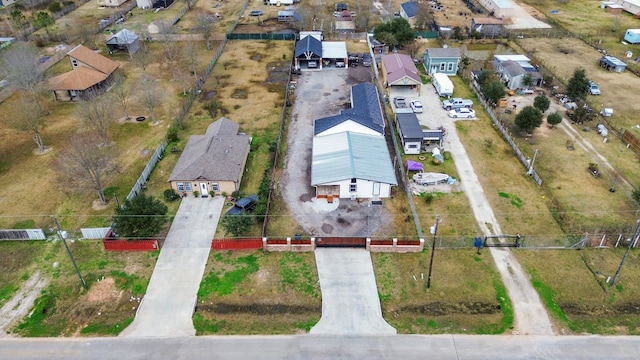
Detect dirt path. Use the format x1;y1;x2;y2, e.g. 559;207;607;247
391;85;555;335
0;271;49;337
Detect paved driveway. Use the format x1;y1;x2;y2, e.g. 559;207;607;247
310;248;396;335
120;197;224;337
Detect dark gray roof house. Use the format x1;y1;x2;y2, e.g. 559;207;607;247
314;83;384;136
168;117;251;196
295;35;322;59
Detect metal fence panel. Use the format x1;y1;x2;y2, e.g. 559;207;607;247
0;229;46;240
81;227;112;239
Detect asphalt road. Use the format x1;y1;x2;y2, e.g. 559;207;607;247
2;335;639;359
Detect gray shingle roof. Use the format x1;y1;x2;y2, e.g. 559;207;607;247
106;29;138;45
295;35;322;58
401;2;419;18
426;47;461;59
168;117;250;182
311;131;397;185
396;113;423;139
313;83;384;135
501;60;527;77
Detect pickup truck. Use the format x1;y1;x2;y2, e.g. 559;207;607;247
394;96;408;108
442;98;473;110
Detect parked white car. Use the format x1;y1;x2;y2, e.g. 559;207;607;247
410;100;423;113
589;81;601;95
448;108;476;118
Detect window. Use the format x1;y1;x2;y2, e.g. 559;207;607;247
447;62;454;72
349;184;357;192
440;63;446;71
408;144;418;149
177;182;185;191
185;183;193;191
211;183;220;192
71;59;78;68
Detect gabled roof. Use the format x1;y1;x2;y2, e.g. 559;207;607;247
313;83;384;136
601;55;627;68
396;113;423;139
425;47;461;59
311;131;397;185
322;41;347;59
382;53;421;85
106;29;139;45
168;117;250;182
295;35;322;58
500;60;527;77
48;66;110;91
67;45;119;75
401;2;419;18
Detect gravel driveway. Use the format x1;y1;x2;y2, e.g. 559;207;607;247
281;68;392;237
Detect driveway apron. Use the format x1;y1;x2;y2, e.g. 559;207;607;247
311;248;396;335
120;197;224;337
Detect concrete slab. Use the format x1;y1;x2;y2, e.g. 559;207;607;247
311;248;396;335
120;197;224;337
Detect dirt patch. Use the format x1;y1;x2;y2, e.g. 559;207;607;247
396;302;501;316
85;277;121;303
0;271;49;336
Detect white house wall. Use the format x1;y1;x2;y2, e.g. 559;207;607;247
317;179;392;199
403;140;421;154
136;0;153;9
316;120;382;137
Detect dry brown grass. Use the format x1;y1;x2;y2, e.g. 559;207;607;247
372;249;507;334
515;248;640;334
0;41;214;230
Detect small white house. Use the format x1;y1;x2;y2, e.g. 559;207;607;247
624;29;640;44
98;0;129;7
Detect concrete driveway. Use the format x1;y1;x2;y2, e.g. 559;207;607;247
311;248;396;335
120;196;224;337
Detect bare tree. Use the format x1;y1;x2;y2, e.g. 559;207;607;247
54;132;119;205
183;41;199;80
404;40;422;59
133;42;153;73
175;65;192;95
140;76;163;124
162;41;183;81
111;73;133;121
76;97;114;146
8;97;47;153
195;13;213;50
0;42;47;113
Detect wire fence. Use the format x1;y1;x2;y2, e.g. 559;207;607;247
125;140;167;202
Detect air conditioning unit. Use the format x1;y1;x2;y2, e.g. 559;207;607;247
350;193;357;200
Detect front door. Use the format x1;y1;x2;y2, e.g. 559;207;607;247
373;182;380;196
200;182;208;196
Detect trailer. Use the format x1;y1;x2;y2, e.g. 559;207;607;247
432;72;454;98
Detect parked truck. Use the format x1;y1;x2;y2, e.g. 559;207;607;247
393;96;413;113
432;72;454;98
442;98;473;110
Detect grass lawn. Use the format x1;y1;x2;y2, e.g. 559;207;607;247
515;248;640;335
0;241;43;308
194;250;320;334
372;249;512;334
10;240;157;337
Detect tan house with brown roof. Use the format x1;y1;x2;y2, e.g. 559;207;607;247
380;53;421;92
48;45;119;101
168;117;251;197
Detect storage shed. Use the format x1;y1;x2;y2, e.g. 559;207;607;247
396;113;423;154
105;29;140;57
599;55;627;72
624;29;640;44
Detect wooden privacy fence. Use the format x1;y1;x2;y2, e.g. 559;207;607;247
0;229;46;240
622;129;640;156
227;33;296;40
126;140;166;201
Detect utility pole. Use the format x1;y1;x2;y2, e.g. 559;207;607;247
527;148;538;176
51;216;87;290
426;215;441;289
610;220;640;287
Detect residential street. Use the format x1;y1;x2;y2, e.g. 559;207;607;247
2;335;640;359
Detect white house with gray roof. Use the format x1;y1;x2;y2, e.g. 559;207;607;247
311;83;396;201
168;117;251;197
311;132;397;200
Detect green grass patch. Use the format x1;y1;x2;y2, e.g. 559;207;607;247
279;252;319;298
79;317;133;336
14;293;66;337
198;254;259;297
528;269;576;331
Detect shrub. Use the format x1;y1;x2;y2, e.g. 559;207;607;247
163;189;180;202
